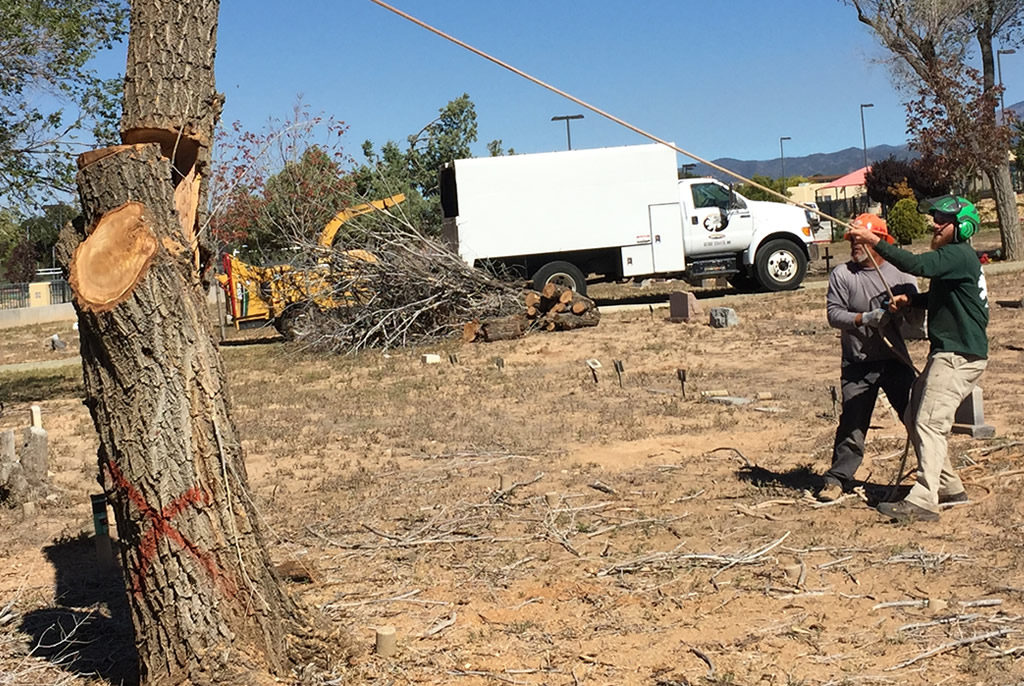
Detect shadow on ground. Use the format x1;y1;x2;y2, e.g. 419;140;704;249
736;464;911;505
19;534;138;685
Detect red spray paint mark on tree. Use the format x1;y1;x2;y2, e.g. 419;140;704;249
104;461;238;599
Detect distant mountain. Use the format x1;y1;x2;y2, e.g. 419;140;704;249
683;100;1024;183
1005;99;1024;123
688;144;914;182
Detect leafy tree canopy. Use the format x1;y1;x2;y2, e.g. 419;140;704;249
354;94;508;235
0;0;127;209
865;155;952;210
735;175;806;202
209;102;353;259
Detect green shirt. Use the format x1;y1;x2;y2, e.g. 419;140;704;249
875;240;989;359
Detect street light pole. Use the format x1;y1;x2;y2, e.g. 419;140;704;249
998;49;1016;122
551;114;584;150
779;136;791;191
860;103;874;170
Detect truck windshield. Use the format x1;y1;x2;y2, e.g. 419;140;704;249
692;182;746;211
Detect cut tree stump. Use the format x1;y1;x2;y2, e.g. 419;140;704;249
68;201;160;313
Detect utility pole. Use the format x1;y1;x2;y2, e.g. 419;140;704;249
998;49;1016;122
860;103;874;170
779;136;791;193
551;114;584;150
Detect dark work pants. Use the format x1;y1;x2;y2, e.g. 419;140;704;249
825;359;916;487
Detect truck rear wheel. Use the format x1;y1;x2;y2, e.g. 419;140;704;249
532;261;587;295
754;239;807;291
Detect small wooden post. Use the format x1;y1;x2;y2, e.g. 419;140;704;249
91;494;115;570
30;405;42;429
375;625;397;657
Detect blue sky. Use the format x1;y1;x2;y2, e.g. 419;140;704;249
100;1;1024;168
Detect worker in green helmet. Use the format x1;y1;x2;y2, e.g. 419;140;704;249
847;195;989;522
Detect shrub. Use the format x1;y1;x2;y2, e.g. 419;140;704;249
887;197;929;245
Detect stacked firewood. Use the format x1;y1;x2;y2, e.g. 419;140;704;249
464;282;600;343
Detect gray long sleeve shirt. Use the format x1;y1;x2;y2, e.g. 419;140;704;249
826;259;919;367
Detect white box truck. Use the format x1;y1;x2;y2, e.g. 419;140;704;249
440;143;821;295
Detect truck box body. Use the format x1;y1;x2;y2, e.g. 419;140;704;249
441;143;817;293
442;144;683;272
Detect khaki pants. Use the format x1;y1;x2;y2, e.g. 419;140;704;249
904;352;987;513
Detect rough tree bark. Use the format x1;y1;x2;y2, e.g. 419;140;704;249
57;2;344;683
987;160;1022;259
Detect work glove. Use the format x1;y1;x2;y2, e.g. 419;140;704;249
861;308;889;328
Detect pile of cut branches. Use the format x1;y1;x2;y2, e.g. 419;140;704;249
292;205;524;353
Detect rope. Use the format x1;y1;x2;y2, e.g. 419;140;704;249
371;0;926;505
367;0;857;233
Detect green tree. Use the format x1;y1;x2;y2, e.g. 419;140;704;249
736;174;804;201
355;94;504;235
0;0;127;207
888;196;929;244
210;102;352;258
847;0;1023;259
20;202;76;266
0;208;20;271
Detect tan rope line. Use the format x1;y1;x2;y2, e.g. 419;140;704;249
368;0;857;233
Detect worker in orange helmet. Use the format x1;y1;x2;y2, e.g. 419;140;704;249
818;213;921;502
848;196;988;522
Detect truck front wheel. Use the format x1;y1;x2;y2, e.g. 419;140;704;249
532;261;587;295
754;239;807;291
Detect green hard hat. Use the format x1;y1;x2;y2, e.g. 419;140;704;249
918;195;979;241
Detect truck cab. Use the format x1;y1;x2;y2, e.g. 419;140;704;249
678;178;820;291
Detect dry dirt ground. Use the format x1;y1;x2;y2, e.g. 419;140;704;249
1;250;1024;685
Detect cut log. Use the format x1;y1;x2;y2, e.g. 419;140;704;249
121;1;221;151
570;293;596;314
68;200;160;313
479;315;527;342
526;305;540;318
524;291;541;308
548;310;601;330
558;289;574;304
541;282;572;301
462;320;482;343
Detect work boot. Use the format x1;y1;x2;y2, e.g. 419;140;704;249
877;499;939;522
939;490;969;506
816;480;843;502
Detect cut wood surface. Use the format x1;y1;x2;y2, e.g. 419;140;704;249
463;320;482;343
480;315;527;342
467;288;600;342
68;202;159;313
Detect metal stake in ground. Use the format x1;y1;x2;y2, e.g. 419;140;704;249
677;369;687;398
585;358;602;383
830;385;838;418
613;360;624;388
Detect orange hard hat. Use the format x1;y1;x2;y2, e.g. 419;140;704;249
846;213;895;244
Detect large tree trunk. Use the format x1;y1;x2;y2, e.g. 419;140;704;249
986;158;1022;261
58;2;341;683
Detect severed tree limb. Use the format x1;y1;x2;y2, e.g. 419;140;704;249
886;628;1011;670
